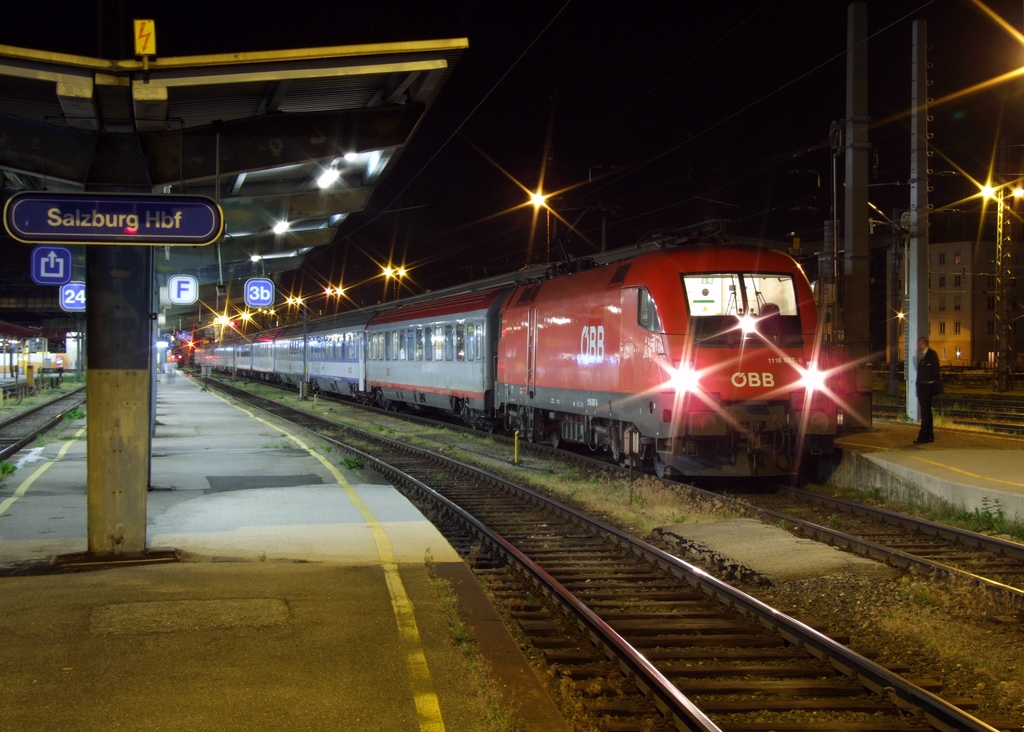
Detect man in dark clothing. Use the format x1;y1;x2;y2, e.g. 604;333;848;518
914;335;940;444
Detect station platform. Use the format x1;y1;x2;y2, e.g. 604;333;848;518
0;375;566;731
828;419;1024;522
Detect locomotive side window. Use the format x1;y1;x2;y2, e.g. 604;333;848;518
415;328;424;361
456;324;466;361
637;288;662;332
444;325;454;361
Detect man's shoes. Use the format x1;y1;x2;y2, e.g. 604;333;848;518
913;437;934;444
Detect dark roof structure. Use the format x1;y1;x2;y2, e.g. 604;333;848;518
0;38;467;325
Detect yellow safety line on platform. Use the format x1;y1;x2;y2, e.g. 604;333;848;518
204;386;446;732
0;428;86;516
836;440;1024;490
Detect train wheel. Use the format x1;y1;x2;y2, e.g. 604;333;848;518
653;452;671;479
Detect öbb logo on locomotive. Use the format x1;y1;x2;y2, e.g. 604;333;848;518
195;242;840;479
730;372;777;388
580;324;605;364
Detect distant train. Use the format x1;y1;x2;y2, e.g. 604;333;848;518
195;237;842;478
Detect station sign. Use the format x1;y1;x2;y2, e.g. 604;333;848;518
30;245;74;285
4;192;223;246
167;274;199;305
60;282;86;312
244;278;275;308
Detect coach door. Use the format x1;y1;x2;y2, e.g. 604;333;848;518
358;331;366;392
526;307;538;398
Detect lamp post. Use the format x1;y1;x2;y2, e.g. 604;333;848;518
983;183;1021;392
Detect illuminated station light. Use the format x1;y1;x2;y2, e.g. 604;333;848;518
273;221;290;235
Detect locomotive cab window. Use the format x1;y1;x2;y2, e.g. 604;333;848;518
683;273;801;345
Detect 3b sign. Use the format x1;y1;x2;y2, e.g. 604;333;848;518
245;278;275;308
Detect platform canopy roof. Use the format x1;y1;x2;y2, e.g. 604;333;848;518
0;38;467;321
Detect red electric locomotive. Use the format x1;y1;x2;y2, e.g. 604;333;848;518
496;242;837;478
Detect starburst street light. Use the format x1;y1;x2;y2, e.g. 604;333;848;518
383;264;407;299
530;191;547;208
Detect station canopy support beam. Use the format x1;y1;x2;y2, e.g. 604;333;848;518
85;243;153;556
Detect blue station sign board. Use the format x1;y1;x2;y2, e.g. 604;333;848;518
3;192;223;246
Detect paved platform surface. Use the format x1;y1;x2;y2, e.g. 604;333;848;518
657;518;893;584
830;418;1024;521
0;375;567;731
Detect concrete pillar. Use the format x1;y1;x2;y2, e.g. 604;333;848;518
86;245;153;556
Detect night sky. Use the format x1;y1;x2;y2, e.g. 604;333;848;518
3;0;1024;310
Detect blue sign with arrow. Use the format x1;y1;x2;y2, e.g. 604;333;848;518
30;245;73;285
4;192;223;246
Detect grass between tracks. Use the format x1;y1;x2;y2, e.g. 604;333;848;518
424;551;523;732
803;482;1024;542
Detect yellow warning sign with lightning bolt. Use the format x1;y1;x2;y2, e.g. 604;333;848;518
133;19;156;56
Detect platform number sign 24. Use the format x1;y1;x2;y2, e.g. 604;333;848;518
244;278;275;308
60;282;86;312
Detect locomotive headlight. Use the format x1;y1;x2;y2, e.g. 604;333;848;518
798;364;826;392
739;313;758;335
668;365;701;394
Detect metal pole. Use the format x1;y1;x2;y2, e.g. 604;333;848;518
907;19;929;421
889;208;902;396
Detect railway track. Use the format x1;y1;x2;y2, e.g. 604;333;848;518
212;375;1024;609
204;377;1012;731
0;386;86;461
716;485;1024;611
872;397;1024;435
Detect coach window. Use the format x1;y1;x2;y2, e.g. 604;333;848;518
465;323;475;362
435;327;445;361
456;324;466;361
415;328;423;360
637;288;662;332
444;325;454;361
407;329;415;361
424;326;433;361
398;331;407;360
385;332;392;360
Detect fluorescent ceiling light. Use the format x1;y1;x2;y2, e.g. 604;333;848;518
317;168;340;188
